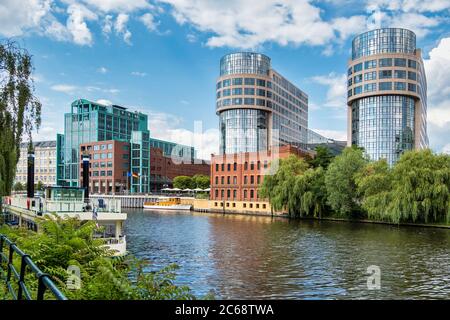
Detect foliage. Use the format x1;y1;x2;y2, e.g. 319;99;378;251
173;174;210;190
173;176;194;189
356;150;450;223
324;147;368;218
13;181;24;191
307;145;334;169
0;40;41;200
35;181;44;191
0;215;195;300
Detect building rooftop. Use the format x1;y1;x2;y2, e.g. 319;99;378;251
20;141;56;149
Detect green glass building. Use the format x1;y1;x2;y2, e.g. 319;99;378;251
56;99;149;192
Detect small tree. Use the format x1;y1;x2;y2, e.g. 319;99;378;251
172;176;193;189
13;181;24;191
35;180;44;191
192;174;210;189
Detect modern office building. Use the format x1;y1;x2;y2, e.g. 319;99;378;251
15;141;57;186
57;98;204;194
347;28;428;165
79;140;130;194
216;52;309;154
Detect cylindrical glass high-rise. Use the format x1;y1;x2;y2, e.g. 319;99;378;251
347;28;428;165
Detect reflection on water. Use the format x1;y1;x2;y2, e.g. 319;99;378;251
124;209;450;299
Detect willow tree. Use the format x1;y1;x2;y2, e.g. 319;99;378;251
357;150;450;224
259;155;309;217
325;146;368;218
0;40;41;200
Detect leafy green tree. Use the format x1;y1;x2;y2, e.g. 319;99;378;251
356;150;450;223
192;174;210;189
293;167;329;218
0;41;41;205
172;176;194;189
325;146;368;218
35;180;44;191
13;181;24;191
259;155;309;217
308;145;334;169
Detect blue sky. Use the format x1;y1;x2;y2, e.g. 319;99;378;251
1;0;449;158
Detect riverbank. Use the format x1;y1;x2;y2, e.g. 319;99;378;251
205;210;450;229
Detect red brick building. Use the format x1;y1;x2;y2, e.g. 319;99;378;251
80;140;130;194
150;147;210;192
210;145;312;202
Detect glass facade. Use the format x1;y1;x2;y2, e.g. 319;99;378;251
352;96;415;166
348;28;428;165
220;52;270;76
352;28;416;60
219;109;268;154
217;52;308;154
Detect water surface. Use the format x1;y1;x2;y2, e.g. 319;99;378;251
124;209;450;299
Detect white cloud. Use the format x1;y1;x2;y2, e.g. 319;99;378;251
160;0;357;49
114;13;132;44
50;84;78;94
66;3;97;46
423;37;450;152
442;144;450;155
140;12;159;32
102;14;113;36
312;129;347;142
311;72;347;108
97;66;108;74
81;0;151;13
0;0;51;37
146;111;219;159
96;99;113;106
131;71;147;77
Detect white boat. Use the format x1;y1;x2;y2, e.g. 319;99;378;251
2;186;127;256
143;197;192;211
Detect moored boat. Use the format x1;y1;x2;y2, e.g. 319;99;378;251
143;197;192;210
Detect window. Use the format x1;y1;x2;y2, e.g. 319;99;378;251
222;89;231;96
379;70;392;79
244;162;248;170
364;71;376;81
227;176;230;184
93;154;100;160
232;78;242;85
353;63;362;72
244;190;247;199
394;58;406;67
108;143;113;150
244;98;254;105
408;71;417;80
107;170;112;176
257;89;265;96
244;78;255;85
364;60;377;69
250;190;254;198
354;86;362;95
348;67;352;76
257;161;260;170
216;82;222;89
227;163;231;171
394;82;406;90
364;83;376;92
233;162;237;170
244;176;247;184
221;176;224;184
256;99;265;106
215;176;218;184
100;171;106;176
408;60;417;69
379;82;392;91
244;88;255;95
216;164;219;171
227;190;230;198
93;145;100;151
250;162;254;170
232;88;242;95
256;79;266;87
101;144;107;150
348;78;353;86
348;89;352;98
222;79;231;87
379;58;392;67
221;164;224;171
394;70;406;79
408;83;416;92
107;153;112;159
257;175;261;184
354;74;363;83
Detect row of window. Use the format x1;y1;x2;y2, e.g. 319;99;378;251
349;70;417;85
214;175;262;185
91;170;113;177
217;98;268;107
217;88;270;98
349;58;417;75
217;78;271;89
215;161;269;171
348;82;417;96
214;189;258;199
213;201;267;209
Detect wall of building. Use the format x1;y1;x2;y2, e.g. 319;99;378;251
150;147;210;192
210;145;312;202
14;141;57;186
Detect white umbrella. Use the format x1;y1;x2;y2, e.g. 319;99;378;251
172;188;181;191
193;188;203;192
182;188;193;192
203;188;211;192
161;188;170;191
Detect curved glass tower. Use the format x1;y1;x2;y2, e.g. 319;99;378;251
216;52;308;154
347;28;428;165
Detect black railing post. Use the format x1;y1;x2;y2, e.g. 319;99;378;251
6;242;14;283
37;274;47;300
0;235;4;265
17;254;30;300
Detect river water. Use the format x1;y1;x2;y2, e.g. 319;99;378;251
123;209;450;299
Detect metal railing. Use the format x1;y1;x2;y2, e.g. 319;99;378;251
0;234;67;300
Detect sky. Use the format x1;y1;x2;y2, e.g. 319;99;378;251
0;0;449;159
